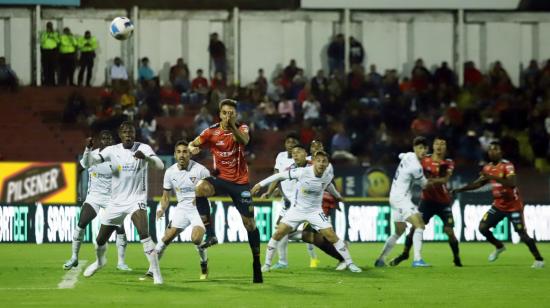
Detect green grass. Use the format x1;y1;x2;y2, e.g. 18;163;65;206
0;243;548;307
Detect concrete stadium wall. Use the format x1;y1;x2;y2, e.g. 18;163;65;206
1;8;550;86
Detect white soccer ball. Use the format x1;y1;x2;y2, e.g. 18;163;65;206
109;17;134;40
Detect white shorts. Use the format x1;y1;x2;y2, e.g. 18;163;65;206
83;196;110;214
390;198;418;223
280;207;332;231
101;202;145;226
169;206;205;230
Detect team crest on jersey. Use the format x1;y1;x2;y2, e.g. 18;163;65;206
190;176;197;183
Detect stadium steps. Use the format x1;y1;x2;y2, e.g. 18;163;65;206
0;87;94;161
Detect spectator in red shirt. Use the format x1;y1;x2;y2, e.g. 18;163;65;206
191;69;209;104
464;61;483;87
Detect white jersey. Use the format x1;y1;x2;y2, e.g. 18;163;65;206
274;151;296;201
80;149;112;203
98;142;157;206
389;152;428;201
288;166;334;212
163;160;210;209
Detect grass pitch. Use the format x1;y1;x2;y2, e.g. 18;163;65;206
0;242;548;307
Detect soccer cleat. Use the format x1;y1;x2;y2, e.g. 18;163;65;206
83;260;105;277
309;258;320;268
253;260;263;283
117;263;132;271
200;261;208;280
389;254;409;267
138;271;154;281
271;262;288;270
374;259;386;268
261;264;271;273
488;247;506;262
531;260;545;269
335;261;347;271
412;259;432;267
348;263;362;273
63;258;78;270
198;236;218;250
453;257;463;267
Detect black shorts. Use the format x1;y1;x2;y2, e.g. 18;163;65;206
205;176;254;217
481;206;525;233
419;200;455;228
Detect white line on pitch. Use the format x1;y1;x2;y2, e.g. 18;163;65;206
57;260;88;289
0;288;58;290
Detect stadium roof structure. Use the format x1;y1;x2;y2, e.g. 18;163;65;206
301;0;520;10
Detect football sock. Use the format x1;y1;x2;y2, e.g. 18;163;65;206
196;245;208;263
71;226;85;260
380;234;399;260
196;197;215;238
413;228;424;261
155;240;167;260
306;243;318;259
248;228;261;259
333;240;353;265
277;235;289;265
521;234;544;261
403;230;413;256
480;228;504;249
449;237;460;258
314;237;343;261
265;238;279;267
115;233;128;265
96;243;107;266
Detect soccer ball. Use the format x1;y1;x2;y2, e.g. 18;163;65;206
109;17;134;40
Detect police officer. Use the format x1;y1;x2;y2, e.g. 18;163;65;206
77;30;98;87
40;22;59;86
59;27;77;86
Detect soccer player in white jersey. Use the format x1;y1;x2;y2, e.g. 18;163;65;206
260;132;300;269
252;150;362;273
374;137;446;267
63;130;131;271
141;140;211;280
81;122;165;284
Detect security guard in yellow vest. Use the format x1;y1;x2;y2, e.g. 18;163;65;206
59;27;78;86
77;31;98;87
40;22;60;86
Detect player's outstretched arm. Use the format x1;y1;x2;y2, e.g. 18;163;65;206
157;190;170;220
480;171;517;188
325;183;344;202
188;136;202;155
81;137;104;168
252;172;289;196
134;151;165;169
452;175;488;194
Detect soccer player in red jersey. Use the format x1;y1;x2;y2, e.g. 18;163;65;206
390;136;462;267
188;99;263;282
453;141;544;268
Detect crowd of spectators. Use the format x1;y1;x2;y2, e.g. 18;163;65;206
56;32;550;171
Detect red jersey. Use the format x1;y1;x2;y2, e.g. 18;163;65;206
198;123;249;184
482;160;523;212
421;155;454;204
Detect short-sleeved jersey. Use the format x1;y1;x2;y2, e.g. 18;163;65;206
99;142;157;206
482;160;523;212
274;151;296;201
286;165;334;212
163;161;210;209
420;155;454;204
390;152;428;201
198;123;249;184
80;149;112;202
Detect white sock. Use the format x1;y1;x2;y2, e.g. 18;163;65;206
306;243;317;259
277;235;289;265
265;238;279;267
71;226;85;260
288;230;302;241
115;233;127;265
413;228;424;261
333;240;353;265
379;234;400;261
155;241;167;260
142;237;160;275
96;243;107;266
196;245;208;263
